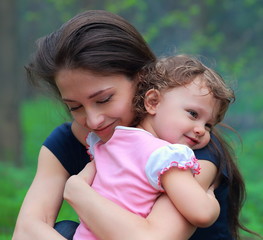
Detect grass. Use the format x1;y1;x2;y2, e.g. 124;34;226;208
0;97;262;239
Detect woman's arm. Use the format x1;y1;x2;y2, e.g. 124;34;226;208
12;146;69;240
64;173;195;240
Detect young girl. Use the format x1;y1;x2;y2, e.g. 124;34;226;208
69;54;234;240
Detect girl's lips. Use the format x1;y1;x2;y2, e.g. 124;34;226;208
184;135;200;147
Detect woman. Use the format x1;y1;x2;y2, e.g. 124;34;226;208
12;10;247;240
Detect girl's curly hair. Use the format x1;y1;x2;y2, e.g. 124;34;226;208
132;54;235;126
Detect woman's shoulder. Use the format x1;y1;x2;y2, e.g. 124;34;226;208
194;133;221;166
43;122;89;175
194;133;229;179
43;122;75;146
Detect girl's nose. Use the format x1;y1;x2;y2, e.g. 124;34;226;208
194;125;205;136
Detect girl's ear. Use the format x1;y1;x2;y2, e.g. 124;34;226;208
144;89;161;115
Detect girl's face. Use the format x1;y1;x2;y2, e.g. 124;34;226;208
56;69;136;142
143;77;220;150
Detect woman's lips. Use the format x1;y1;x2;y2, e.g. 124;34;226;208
93;121;118;140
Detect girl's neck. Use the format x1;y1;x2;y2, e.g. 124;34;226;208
137;118;157;138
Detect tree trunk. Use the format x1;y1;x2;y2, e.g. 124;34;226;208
0;0;22;166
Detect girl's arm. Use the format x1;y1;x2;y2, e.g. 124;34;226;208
161;165;220;227
12;146;69;240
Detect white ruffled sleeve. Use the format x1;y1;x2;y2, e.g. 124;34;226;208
86;132;101;160
145;144;200;191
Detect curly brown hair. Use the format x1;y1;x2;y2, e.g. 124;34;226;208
132;54;235;127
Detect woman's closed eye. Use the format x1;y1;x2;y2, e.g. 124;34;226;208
96;94;113;104
68;105;82;112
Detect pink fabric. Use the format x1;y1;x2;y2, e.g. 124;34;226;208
74;127;199;240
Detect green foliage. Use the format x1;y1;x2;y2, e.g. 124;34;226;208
0;97;72;238
20;97;69;166
0;162;32;238
0;162;78;239
238;130;263;237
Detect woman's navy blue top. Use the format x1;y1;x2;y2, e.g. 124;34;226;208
43;122;234;240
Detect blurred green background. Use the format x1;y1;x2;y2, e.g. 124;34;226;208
0;0;262;239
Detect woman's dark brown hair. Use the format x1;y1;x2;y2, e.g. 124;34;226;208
26;10;156;98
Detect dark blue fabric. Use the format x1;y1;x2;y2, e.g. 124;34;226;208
43;122;90;175
191;135;233;240
194;134;228;177
54;220;79;240
45;123;233;240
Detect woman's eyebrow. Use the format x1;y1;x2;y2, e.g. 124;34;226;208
87;88;113;99
62;87;113;102
62;98;76;102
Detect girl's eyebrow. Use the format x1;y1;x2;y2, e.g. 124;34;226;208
192;104;215;121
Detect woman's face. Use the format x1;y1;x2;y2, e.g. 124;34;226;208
56;68;136;142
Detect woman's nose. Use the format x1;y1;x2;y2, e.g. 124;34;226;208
85;110;104;130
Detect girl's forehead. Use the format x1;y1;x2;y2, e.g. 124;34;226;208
191;76;207;87
183;77;210;94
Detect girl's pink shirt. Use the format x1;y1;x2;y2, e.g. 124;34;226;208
74;126;199;240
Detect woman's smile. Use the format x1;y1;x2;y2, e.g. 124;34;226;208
92;120;119;142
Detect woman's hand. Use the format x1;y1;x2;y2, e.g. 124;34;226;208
206;184;216;198
64;161;96;204
64;175;85;204
78;161;96;185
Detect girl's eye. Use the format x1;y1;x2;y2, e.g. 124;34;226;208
97;94;113;104
188;110;198;119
